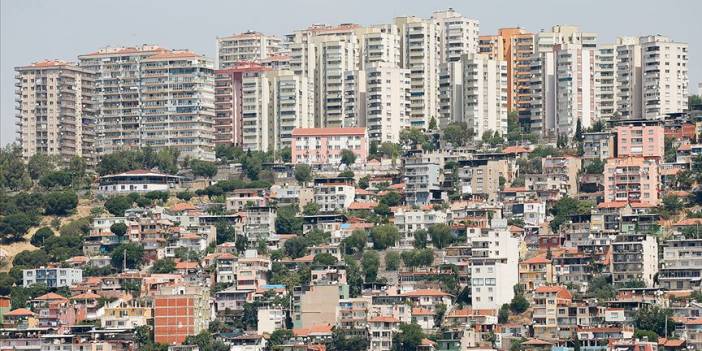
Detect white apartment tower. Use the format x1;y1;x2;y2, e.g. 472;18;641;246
640;35;688;118
439;54;508;140
555;44;596;137
217;31;283;69
616;37;643;119
241;70;312;152
361;25;402;69
595;44;617;121
79;46;216;160
15;60;96;164
469;219;521;310
395;16;441;129
431;9;480;62
364;62;412;143
317;38;359;128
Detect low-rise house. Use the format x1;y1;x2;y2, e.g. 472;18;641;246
368;316;400;351
226;188;267;211
519;255;554;291
101;299;153;329
23;267;83;288
97;169;184;195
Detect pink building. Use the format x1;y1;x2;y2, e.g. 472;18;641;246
616;125;664;159
291;128;368;165
604;157;659;205
214;63;269;146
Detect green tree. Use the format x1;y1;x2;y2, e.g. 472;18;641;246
385;251;401;271
268;329;294;349
215;221;236;244
303;202;320;215
358;176;370;189
343;229;368;254
0;273;16;296
340;149;357;166
634;306;674;338
31;227;55;246
183;330;229;351
111;242;144;270
498;303;510;323
400;128;429;148
313;253;338;266
44;191;78;216
0;145;32;191
284;237;309;258
150;258;176;273
39;170;73;189
392;323;425;351
279;147;292;163
110;222;128;237
510;294;529;314
664;136;677;163
294;164;313;184
338;170;355;178
190;160;218;178
380;191;402;207
428;224;453;249
276;205;302;234
0;212;39;243
370;224;400;250
176;191;193;201
362;250;381;282
443;122;470;146
344;256;364;297
428;116;438;130
583;159;605;175
105;196;133;216
550;196;592;231
27;153;56;180
413;229;428;249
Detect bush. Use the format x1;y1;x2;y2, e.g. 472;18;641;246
369;225;400;250
385;251;401;271
176;191;193;201
105;196;133;216
190;160;218;178
110;223;128;237
0;212;39;243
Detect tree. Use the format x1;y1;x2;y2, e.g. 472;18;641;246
268;329;294;349
0;145;32;191
400;128;429;149
39;170;73;189
340;149;357;166
428;117;438;130
358;176;370;189
0;212;39;243
380;191;402;207
428;224;453;249
306;228;330;246
111;242;144;270
190;160;218;178
587;275;616;300
510;294;529;314
443;122;470;146
215;221;236;244
27;153;56;180
662;195;684;216
343;229;368;254
183;331;229;351
338;170;355;178
392;323;425;351
176;191;193;201
105;196;133;216
370;224;400;250
574;118;584;143
550;196;592;231
333;328;368;351
110;223;128;238
303;202;320;215
498;304;510;323
313;253;338;266
150;258;176;274
634;306;674;338
385;251;401;271
284;237;309;258
401;249;434;268
413;230;428;249
276;205;302;234
44;191;78;216
294;164;313;184
664;136;677;163
279;147;292;163
583;159;605;175
362;250;381;282
31;227;54;246
0;273;15;295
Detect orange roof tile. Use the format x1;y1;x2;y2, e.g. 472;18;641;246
175;261;199;270
597;201;628;209
522;255;550;264
401;289;451;297
34;292;68;301
348;201;378;210
5;308;35;316
368;316;400;323
71;292;101;300
291;127;366;137
292;324;333;336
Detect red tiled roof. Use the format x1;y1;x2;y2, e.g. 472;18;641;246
503;146;531;154
175;261;199;270
34;292;68;301
291;127;366;137
292;324;333;336
412;308;434;316
674;218;702;226
502;187;528;193
597;201;628;209
5;308;35;316
401;289;451;297
522;255;550;264
348;201;377;210
71;292;101;300
522;338;554;346
534;286;572;299
368;316;399;323
145;50;200;60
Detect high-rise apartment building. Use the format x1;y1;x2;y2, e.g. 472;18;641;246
214;63;269;146
615;37;643;119
364;62;411;143
15;60;96;164
361;25;402;69
555;44;596;137
479;28;535;125
595;44;617;121
154;285;210;345
640;35;688;118
317;38;359;128
604;157;660;205
79;46;215;160
438;53;508;139
395;16;441;129
431;9;480;63
529;26;597;136
240;69;312;152
216;31;283;69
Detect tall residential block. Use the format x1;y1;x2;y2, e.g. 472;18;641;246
438;53;508;140
615;37;643;119
640;35;688;118
364;63;411;143
15;60;96;164
555;44;596;137
604;157;660;205
216;31;283;69
154;285;210;345
79;46;215;160
479;28;535;125
214;62;269;146
431;9;480;62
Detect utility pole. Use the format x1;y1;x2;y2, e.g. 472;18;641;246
123;248;127;271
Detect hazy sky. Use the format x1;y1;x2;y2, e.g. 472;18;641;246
2;0;700;145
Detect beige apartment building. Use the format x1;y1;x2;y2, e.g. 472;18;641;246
216;31;283;69
15;60;96;164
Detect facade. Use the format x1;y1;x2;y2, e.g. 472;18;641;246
97;170;183;194
154;285;211;345
313;179;356;213
603;157;660;205
660;237;702;290
616;37;644;119
555;44;596;137
393;208;449;247
23;268;82;288
290;127;368;165
469;220;520;310
612;233;659;286
364;63;411;143
15;60;96;164
214;63;269;146
431;9;480;62
457;159;511;200
582;132;614;162
101;300;153;329
616;124;665;159
640;36;688;118
216;31;282;68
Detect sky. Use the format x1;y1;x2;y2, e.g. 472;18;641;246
1;0;701;145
